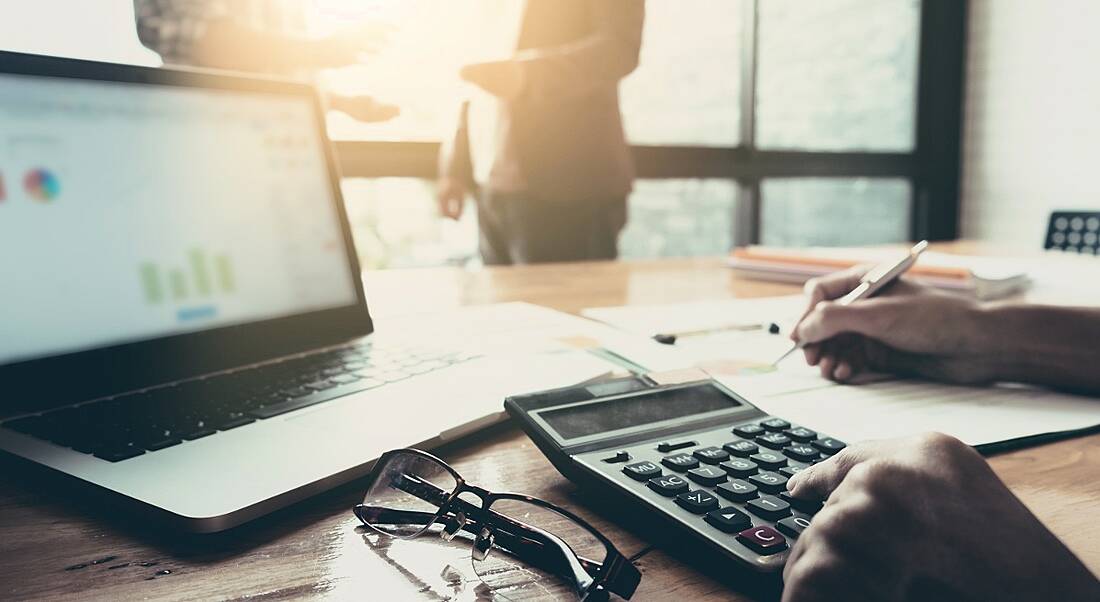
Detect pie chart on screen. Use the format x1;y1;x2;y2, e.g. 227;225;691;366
24;168;60;202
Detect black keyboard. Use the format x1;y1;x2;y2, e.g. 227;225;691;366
1;339;476;463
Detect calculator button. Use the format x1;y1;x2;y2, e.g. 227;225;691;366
746;495;792;520
719;458;758;478
662;453;700;472
705;507;752;533
783;444;820;463
812;437;847;455
716;479;758;502
779;491;823;514
749;451;787;470
737;525;788;555
602;451;631;463
748;471;788;494
779;465;808;478
733;424;765;438
693;446;729;464
760;418;790;432
657;440;697;453
783;427;817;443
722;440;759;457
675;489;720;514
687;465;727;487
777;516;813;538
757;433;792;449
622;461;662;482
647;475;689;497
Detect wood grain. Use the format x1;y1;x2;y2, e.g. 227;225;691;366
2;253;1098;601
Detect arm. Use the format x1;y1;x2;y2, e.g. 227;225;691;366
793;267;1100;394
516;1;644;100
436;101;474;220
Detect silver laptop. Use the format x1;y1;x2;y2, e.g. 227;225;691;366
0;51;577;532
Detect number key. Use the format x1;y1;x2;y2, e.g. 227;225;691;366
777;515;812;538
748;471;788;494
661;453;699;472
622;461;661;482
746;495;792;520
779;464;808;478
749;451;787;470
716;479;758;502
687;465;727;487
647;474;689;497
719;457;758;478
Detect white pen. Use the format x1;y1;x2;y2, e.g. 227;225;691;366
772;240;929;366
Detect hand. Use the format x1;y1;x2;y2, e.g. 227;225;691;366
791;266;997;384
782;433;1100;602
459;60;526;101
437;178;466;220
328;94;400;123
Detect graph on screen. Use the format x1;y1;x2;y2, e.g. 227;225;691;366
138;249;237;323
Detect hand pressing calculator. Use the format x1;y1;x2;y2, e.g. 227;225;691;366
505;377;846;573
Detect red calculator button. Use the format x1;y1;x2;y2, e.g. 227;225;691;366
737;525;788;555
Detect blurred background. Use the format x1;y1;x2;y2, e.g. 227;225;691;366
2;0;1097;269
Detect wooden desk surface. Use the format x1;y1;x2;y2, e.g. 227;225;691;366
3;257;1098;601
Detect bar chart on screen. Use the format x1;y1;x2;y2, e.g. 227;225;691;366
138;249;238;323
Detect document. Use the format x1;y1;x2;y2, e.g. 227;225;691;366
586;296;1100;450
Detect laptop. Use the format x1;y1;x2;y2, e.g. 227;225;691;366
0;51;609;532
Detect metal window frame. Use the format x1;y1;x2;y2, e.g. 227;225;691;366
334;0;967;247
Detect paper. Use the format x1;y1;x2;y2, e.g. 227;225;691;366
719;375;1100;448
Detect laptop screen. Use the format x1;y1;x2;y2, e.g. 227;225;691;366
0;72;359;366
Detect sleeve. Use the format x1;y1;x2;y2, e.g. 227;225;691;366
133;0;230;67
438;100;476;187
516;0;645;101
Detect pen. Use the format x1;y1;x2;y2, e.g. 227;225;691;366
653;322;782;345
772;240;929;366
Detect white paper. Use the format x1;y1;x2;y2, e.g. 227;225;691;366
721;375;1100;448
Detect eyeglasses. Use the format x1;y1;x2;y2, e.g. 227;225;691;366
353;448;641;601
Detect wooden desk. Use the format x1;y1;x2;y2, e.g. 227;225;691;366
3;258;1098;601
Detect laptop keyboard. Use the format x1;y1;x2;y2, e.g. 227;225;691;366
1;339;478;463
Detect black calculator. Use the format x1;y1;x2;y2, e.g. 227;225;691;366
505;377;846;573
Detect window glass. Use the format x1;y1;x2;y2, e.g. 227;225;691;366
756;0;920;151
620;0;743;146
760;178;910;246
619;180;738;258
341;178;478;269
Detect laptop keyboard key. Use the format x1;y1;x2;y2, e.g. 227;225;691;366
145;438;182;451
94;444;145;463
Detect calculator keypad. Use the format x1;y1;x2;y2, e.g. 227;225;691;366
581;415;847;569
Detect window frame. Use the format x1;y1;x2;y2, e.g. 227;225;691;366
334;0;967;247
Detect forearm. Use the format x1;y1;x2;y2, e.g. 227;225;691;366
981;303;1100;394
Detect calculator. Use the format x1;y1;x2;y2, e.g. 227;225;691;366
504;377;846;573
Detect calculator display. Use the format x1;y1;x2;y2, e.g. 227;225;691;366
540;384;741;440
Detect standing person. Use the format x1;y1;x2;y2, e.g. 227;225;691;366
133;0;398;123
437;1;645;265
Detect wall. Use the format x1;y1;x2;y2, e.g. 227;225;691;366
961;0;1100;248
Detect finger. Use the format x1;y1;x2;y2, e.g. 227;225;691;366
794;298;901;346
802;345;821;366
833;360;852;382
786;444;871;500
818;354;836;381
